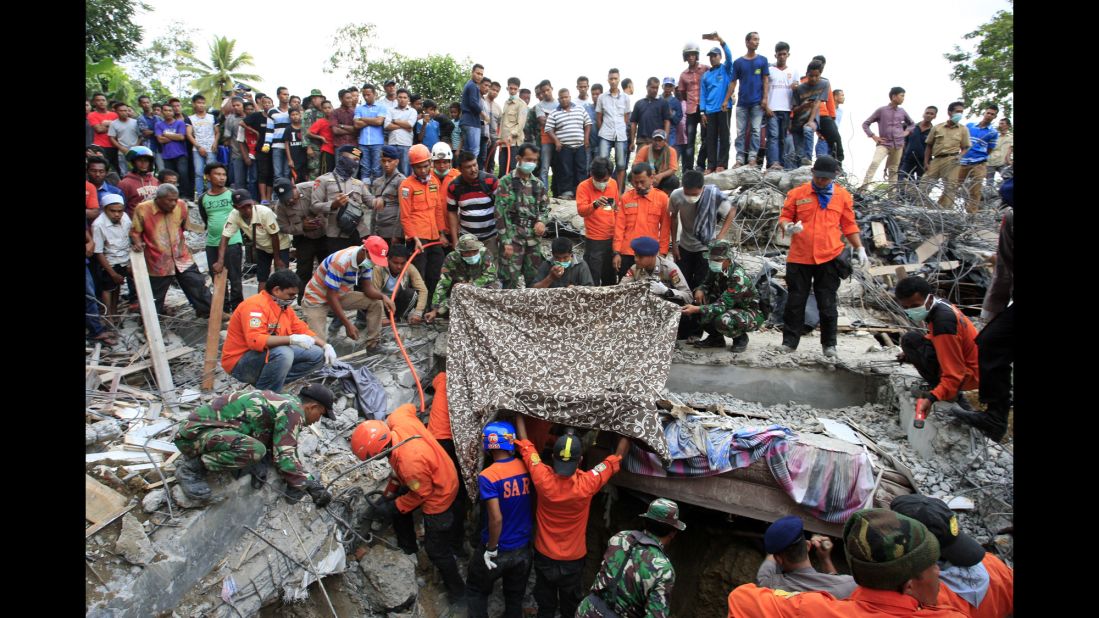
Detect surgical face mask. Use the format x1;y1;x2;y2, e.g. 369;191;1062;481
593;180;608;191
462;253;482;265
708;260;725;273
518;161;537;174
950;113;963;124
433;168;448;178
553;260;571;269
274;296;294;309
684;193;701;204
905;306;929;322
509;94;517;101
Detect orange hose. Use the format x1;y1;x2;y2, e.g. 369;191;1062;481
387;240;444;412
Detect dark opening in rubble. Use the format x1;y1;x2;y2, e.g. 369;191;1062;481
666;361;889;409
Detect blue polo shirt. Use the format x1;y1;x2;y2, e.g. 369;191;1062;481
354;103;386;146
732;55;770;107
478;456;533;551
959;122;999;166
700;42;735;114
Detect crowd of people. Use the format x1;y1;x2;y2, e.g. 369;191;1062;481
86;29;1015;617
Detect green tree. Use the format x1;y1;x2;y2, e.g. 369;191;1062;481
944;2;1013;116
324;23;378;86
86;55;140;103
363;52;471;105
127;21;200;100
86;0;151;61
177;36;262;103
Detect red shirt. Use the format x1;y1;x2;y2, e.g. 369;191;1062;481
87;111;119;148
309;118;336;155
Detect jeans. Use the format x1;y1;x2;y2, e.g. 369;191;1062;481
703;110;731;171
390;144;410;177
230;345;324;393
86;264;105;337
463;125;482;158
271;148;291;182
734;104;764;164
358;144;382;184
232;158;258;200
193;149;219;195
791;125;815;165
598;139;629;174
782;259;840;349
254;247;290;284
684;111;703;170
766;111;796;169
206;244;244;312
162;156;191;198
532;551;586;618
149;264;212;316
556;145;587;197
588;135;602;175
539;142;556;190
467;544;531;618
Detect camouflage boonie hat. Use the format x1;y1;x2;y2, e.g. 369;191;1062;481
641;498;686;531
705;239;733;261
843;508;940;591
309;89;324;97
457;233;484;252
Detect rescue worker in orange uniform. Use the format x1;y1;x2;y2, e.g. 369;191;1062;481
424;369;470;558
727;508;968;618
514;416;631;618
575;156;620;285
893;276;982;429
399;143;449;306
221;270;337;392
776;155;867;358
890;495;1013;618
431;142;461;242
350;404;466;606
612;161;671;280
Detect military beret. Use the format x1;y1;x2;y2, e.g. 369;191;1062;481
764;516;805;554
381;145;401;160
630;236;660;256
336;145;362;158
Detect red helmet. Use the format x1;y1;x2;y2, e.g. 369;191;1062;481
350;420;392;460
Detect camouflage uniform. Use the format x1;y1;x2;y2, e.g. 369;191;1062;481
173;390;314;489
695;261;765;338
577;529;675;618
431;246;501;316
620;255;693;304
495;173;550;288
303;108;327;181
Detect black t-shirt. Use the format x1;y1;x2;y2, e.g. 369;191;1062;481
436;114;455;142
287;126;307;172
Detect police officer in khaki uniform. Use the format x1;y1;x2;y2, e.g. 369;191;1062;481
273;178;327;304
312;145;374;256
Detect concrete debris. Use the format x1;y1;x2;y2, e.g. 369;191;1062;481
86;419;123;445
142;488;167;513
115;513;156;566
358;543;418;612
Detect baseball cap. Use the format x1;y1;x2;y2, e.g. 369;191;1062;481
764;515;805;554
363;235;389;267
230;189;255;207
662;77;676;87
843;508;940;591
641;498;686;531
707;47;723;57
100;193;125;208
652;129;667;140
299;383;336;420
551;433;582;476
273;178;295;202
889;495;985;567
812;155;840;179
384;78;397;86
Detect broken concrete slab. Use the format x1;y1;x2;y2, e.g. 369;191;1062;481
142;489;166;513
114;513;156;566
358;543;418;612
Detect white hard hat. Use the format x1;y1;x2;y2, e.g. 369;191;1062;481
431;142;453;161
683;41;701;55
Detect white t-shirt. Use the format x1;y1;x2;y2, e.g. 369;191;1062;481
188;113;217;149
385;107;418;146
767;65;801;112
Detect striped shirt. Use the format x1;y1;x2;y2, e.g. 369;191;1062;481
303;246;373;305
264;108;290;150
544;105;591;147
447;173;500;240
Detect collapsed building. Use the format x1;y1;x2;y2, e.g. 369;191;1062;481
85;166;1012;617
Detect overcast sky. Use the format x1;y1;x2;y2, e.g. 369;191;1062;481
129;0;1010;174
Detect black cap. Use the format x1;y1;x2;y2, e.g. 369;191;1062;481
230;188;255;207
890;495;985;567
299;383;336;420
812;155;840;179
384;79;397;86
551;433;582;476
273;178;295;202
336;145;363;159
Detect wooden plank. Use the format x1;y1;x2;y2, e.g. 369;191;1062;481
868;260;959;277
915;233;945;263
123;435;180;453
86;343;103;390
88;346;195;376
86;451;164;464
85;505;136;539
115;384;158;400
128;252;178;409
202;269;229;390
145;476;176;490
871;222;889;247
86;474;128;524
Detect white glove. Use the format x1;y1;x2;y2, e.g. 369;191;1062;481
323;344;338;366
649;281;669;296
785;221;804;235
289;334;315;349
483;548;498;570
855;246;868;266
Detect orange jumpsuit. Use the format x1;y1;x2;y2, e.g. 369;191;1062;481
613;188;671;255
934;553;1013;618
387;403;458;514
727;584;967;618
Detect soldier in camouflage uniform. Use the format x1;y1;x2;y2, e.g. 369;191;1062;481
620;236;693;305
577;498;683;618
425;233;501;321
302;90;328;181
173;383;336;506
683;239;765;353
495;144;550;288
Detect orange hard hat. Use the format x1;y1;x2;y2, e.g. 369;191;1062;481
408;144;432;166
350;420;392;460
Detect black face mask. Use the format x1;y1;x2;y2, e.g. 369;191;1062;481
636;187;650;196
335;156;358;179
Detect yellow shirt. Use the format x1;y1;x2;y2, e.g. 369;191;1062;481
223;204;292;253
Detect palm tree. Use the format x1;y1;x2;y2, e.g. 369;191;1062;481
177;36;261;102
